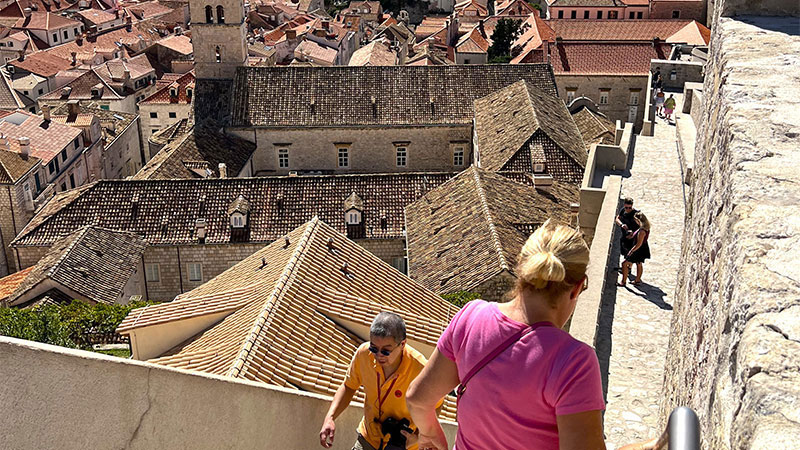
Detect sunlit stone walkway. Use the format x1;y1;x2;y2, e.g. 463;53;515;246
598;94;686;449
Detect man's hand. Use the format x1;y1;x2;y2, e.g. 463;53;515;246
319;416;335;448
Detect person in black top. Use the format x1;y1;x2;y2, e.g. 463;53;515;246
615;198;639;258
652;68;661;87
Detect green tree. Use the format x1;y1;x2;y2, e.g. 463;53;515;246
488;18;522;62
441;291;481;308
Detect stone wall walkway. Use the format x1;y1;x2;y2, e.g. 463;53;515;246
598;94;687;449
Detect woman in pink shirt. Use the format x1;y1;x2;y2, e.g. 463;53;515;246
407;221;656;450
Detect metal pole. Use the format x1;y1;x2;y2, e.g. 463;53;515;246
668;406;700;450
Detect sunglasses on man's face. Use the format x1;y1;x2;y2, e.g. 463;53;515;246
624;206;633;210
368;345;397;357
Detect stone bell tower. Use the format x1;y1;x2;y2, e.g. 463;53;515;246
190;0;247;79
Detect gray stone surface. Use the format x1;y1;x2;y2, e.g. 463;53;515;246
600;96;686;449
660;10;800;450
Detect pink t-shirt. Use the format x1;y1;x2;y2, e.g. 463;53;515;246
437;300;605;450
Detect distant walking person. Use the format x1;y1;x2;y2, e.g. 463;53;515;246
407;221;658;450
664;94;677;123
615;198;639;261
618;212;651;287
654;90;665;117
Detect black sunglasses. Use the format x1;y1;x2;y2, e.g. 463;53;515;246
369;345;396;357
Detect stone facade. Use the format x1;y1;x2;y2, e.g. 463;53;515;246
228;126;472;175
102;116;143;179
190;0;248;79
649;0;706;22
660;2;800;448
556;75;647;131
139;102;193;142
472;270;516;302
355;238;407;271
0;185;33;275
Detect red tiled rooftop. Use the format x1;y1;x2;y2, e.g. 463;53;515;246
0;267;34;302
140;71;195;104
547;19;698;42
0;111;82;163
156;34;192;55
13;12;81;30
8;51;72;77
550;41;672;76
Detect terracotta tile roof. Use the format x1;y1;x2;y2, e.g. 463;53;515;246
454;0;488;16
348;39;396;66
230;64;556;127
39;68;124;101
666;20;711;46
294;38;338;65
133;125;256;180
43;25;162;62
51;112;95;127
148;116;191;146
95;54;154;82
549;41;671;76
547;19;695;41
5;226;147;307
495;0;537;15
474;80;586;181
140;70;194;104
75;8;118;26
571;106;616;149
119;218;458;418
12;173;455;247
0;110;82;163
0;71;26;110
0;148;40;184
0;266;33;303
406;166;579;294
8;51;72;77
404;46;450;66
548;0;620;5
124;1;174;20
50;102;137;145
621;0;650;5
13;11;81;30
155;34;192;55
0;0;74;17
414;16;446;41
455;26;489;53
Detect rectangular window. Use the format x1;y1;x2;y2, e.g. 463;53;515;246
278;148;289;168
609;11;618;19
152;129;158;135
637;11;643;19
672;10;680;18
74;138;80;149
570;10;576;19
74;27;78;35
145;263;160;282
61;149;68;162
453;147;464;166
38;88;43;95
34;173;41;191
69;173;75;188
599;91;609;105
187;262;203;282
337;147;349;167
597;11;602;18
583;11;589;18
557;10;563;18
52;33;57;42
396;147;407;167
391;257;408;274
59;182;66;191
149;112;157;118
63;30;68;39
630;91;639;105
48;161;56;174
168;112;177;118
566;90;576;103
629;11;635;19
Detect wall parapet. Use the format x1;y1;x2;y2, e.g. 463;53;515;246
0;336;458;449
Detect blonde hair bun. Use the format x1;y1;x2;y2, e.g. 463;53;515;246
515;220;589;294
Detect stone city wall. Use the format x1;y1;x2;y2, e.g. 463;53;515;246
660;2;800;448
555;75;648;131
0;337;459;450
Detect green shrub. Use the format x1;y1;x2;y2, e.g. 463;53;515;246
0;300;157;350
442;291;481;308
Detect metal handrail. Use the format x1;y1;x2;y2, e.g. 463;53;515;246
654;407;700;450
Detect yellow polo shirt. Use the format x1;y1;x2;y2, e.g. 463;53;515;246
344;342;441;450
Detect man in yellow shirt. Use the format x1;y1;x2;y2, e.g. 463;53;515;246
319;312;441;450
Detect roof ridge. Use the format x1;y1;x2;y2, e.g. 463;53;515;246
47;226;92;279
470;166;509;271
10;182;95;246
227;217;321;378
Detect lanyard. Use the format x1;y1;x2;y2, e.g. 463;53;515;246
376;371;398;419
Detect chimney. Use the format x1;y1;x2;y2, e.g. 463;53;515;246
533;173;554;192
76;34;83;45
67;99;80;117
218;163;227;178
23;7;31;17
286;29;296;40
70;51;77;66
322;19;330;30
17;50;24;61
0;134;9;151
542;39;550;64
18;137;31;158
570;203;580;227
41;104;51;121
123;69;131;81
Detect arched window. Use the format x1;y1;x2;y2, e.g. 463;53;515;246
216;5;225;23
215;46;221;63
205;5;213;23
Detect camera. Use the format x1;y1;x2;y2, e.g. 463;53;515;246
380;417;413;450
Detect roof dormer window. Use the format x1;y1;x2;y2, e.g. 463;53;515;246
227;195;250;229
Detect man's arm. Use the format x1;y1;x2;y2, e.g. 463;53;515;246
319;383;358;448
407;349;460;450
